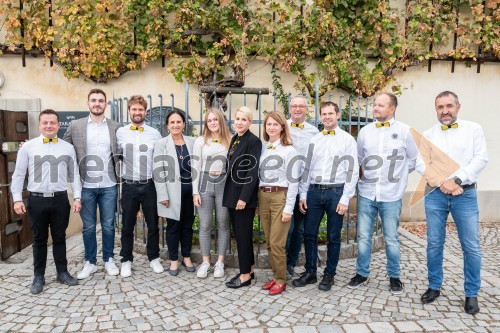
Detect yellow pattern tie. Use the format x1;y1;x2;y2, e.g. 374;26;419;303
267;144;276;149
322;130;335;136
130;125;144;132
212;139;221;144
441;123;458;131
229;138;240;156
43;137;58;143
291;122;304;129
376;122;390;128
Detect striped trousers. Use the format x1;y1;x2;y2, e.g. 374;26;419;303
197;172;230;257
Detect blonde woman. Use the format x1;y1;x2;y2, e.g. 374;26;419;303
192;108;232;278
259;111;299;295
223;106;262;288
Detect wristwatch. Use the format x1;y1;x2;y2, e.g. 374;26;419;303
453;177;462;185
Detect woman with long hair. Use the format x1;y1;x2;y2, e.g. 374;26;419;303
192;108;232;278
223;106;262;288
259;111;299;295
153;110;196;275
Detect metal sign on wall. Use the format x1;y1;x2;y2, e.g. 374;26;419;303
57;112;88;138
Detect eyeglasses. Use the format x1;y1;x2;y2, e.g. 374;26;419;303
290;105;307;109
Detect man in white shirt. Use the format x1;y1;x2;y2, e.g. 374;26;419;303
292;102;359;291
64;89;121;279
348;92;418;294
285;96;319;279
116;95;163;277
417;91;488;314
11;109;82;294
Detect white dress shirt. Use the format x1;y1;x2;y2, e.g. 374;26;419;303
357;118;419;202
259;140;300;215
116;123;162;181
84;116;115;188
420;118;488;185
192;136;228;195
300;127;359;206
287;119;319;181
11;135;82;201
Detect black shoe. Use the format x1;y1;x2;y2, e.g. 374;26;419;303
30;275;45;295
229;272;255;283
347;273;368;289
181;261;196;273
292;271;317;287
421;288;440;304
389;277;404;295
225;277;251;288
57;272;78;286
286;265;294;280
464;297;480;315
318;273;334;292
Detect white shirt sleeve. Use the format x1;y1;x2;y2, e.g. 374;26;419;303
11;143;30;202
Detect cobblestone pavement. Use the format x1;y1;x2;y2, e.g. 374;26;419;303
0;224;498;333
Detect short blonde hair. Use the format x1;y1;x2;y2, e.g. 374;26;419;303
235;106;253;122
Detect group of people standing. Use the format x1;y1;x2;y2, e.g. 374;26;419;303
11;89;487;314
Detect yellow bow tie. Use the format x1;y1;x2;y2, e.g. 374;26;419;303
441;123;458;131
267;144;276;149
43;137;58;143
212;139;221;144
376;122;390;128
130;125;144;132
322;130;335;136
291;122;304;129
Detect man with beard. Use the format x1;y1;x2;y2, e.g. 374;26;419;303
418;91;488;314
116;95;163;277
64;89;121;279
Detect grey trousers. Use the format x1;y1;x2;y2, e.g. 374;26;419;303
197;172;230;257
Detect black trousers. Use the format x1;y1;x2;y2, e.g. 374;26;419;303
120;180;159;262
166;184;194;261
228;207;256;274
27;194;70;276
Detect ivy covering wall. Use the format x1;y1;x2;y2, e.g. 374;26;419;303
0;0;498;100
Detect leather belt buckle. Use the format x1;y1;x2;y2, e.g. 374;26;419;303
43;192;55;197
261;186;273;193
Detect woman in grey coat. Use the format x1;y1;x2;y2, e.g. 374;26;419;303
153;111;195;275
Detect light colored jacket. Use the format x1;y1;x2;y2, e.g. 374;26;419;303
153;134;195;220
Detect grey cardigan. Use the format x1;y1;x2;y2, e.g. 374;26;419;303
153;134;195;220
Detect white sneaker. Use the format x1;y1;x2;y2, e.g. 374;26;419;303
104;258;119;276
149;258;164;274
197;261;211;278
77;261;97;280
120;261;132;278
214;261;225;278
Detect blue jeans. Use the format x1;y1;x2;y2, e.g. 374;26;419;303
425;188;481;297
80;185;118;264
286;195;305;268
356;195;402;278
303;186;344;276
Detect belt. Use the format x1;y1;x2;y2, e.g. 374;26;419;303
30;191;67;198
426;183;476;192
123;178;153;185
260;186;287;193
462;183;477;190
310;183;344;190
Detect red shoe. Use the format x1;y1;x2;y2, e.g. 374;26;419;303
269;282;286;295
262;279;276;290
